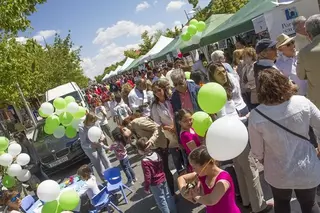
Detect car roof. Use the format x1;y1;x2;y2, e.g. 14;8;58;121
45;82;80;101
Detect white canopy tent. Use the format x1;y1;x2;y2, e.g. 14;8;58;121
114;65;123;75
139;36;174;64
102;71;112;81
119;58;134;73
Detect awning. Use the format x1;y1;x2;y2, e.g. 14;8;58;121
151;37;180;61
200;0;276;46
119;58;135;74
124;55;145;71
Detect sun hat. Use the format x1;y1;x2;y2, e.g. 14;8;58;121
276;33;294;48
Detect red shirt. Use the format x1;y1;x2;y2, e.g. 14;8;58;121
127;80;134;88
179;90;194;113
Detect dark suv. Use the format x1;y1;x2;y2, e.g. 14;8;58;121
32;121;88;175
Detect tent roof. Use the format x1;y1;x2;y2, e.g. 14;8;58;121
139;36;174;62
119;58;134;73
124;55;144;71
200;0;276;46
151;37;180;61
114;65;122;75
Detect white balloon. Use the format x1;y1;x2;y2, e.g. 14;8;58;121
17;169;31;182
0;153;13;166
7;164;22;177
66;102;79;114
54;108;65;115
191;32;202;45
71;119;81;130
40;102;54;115
182;26;188;34
53;126;65;139
88;126;102;143
16;153;30;166
206;116;248;161
37;180;61;202
8;143;22;157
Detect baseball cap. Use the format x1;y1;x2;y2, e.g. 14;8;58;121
255;39;277;54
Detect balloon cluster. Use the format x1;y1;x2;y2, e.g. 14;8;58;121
39;96;87;139
192;83;248;161
181;19;207;45
37;180;80;213
0;137;31;188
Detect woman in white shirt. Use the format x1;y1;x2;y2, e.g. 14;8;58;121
249;68;320;213
208;63;272;213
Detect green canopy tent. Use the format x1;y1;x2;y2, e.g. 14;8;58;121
200;0;276;46
152;14;233;62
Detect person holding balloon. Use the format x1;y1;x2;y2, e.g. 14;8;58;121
207;63;272;213
79;112;112;180
177;146;241;213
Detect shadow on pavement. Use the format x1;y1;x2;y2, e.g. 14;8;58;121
126;194;160;213
130;187;146;202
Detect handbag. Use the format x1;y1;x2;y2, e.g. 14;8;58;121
255;109;317;147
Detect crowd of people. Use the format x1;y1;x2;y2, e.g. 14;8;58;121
4;14;320;213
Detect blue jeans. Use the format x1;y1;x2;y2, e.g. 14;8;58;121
120;157;135;183
150;181;177;213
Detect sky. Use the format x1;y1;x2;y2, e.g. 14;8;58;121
17;0;211;79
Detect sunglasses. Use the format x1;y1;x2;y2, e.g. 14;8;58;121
286;41;295;47
10;193;20;202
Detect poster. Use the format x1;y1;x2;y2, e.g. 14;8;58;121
264;0;320;40
252;15;268;34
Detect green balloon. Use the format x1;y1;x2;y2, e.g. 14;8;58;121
39;109;49;118
64;96;76;104
65;126;77;138
44;124;55;135
45;115;60;130
0;137;9;151
53;98;66;110
0;151;5;155
196;21;206;32
187;25;197;36
73;107;86;119
181;33;191;41
41;200;59;213
192;111;212;137
185;72;191;79
189;19;198;27
59;190;80;210
197;83;227;114
59;112;74;126
2;175;16;188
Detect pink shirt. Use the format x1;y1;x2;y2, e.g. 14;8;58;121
199;171;240;213
179;90;194;113
109;142;127;160
180;128;201;155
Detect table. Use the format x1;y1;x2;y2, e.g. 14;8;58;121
26;180;85;213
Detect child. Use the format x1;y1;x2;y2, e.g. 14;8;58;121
136;137;177;213
113;93;132;125
176;109;202;155
77;164;100;200
102;127;136;186
3;190;21;213
177;146;240;213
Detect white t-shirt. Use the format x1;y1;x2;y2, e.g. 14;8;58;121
95;106;108;125
78;175;100;200
114;103;132;122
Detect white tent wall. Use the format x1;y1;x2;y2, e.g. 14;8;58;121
119;58;134;73
139;36;174;64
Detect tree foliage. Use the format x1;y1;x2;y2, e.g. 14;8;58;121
0;0;47;35
0;33;88;105
139;31;156;56
94;60;125;83
188;0;199;8
211;0;249;14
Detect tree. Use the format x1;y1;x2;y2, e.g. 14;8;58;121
188;0;199;8
0;0;47;34
94;60;125;83
0;33;88;105
211;0;248;14
139;31;156;55
164;27;182;38
124;49;140;59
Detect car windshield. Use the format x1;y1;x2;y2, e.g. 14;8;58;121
33;123;79;158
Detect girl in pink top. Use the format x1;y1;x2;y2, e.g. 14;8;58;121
177;146;240;213
176;109;202;155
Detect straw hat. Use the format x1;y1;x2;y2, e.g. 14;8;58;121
276;33;294;48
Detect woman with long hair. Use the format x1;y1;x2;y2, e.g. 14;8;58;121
249;68;320;213
151;80;184;175
208;63;272;213
122;112;176;199
79;112;112;180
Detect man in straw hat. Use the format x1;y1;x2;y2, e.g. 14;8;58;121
275;33;307;96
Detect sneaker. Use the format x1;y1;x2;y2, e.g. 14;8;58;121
133;178;138;183
126;181;134;187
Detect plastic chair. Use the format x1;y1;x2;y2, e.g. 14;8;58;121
103;167;133;204
89;186;123;213
20;195;36;213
